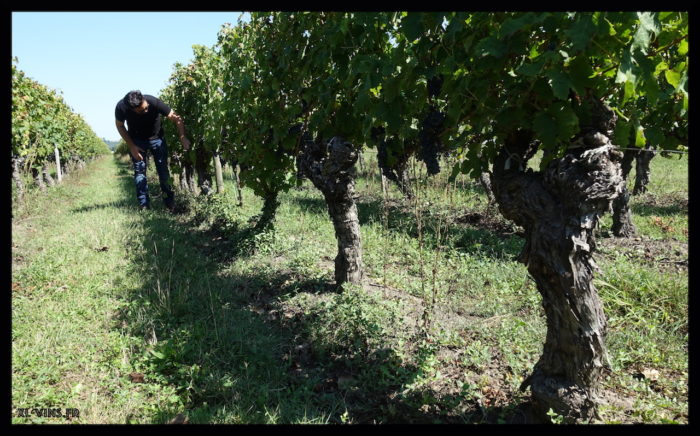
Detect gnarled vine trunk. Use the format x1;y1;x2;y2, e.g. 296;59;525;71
380;155;413;199
490;101;624;423
611;149;637;237
182;161;196;194
195;145;213;196
377;139;414;200
479;171;496;210
633;145;656;195
253;191;280;233
61;160;69;178
12;156;25;201
233;163;244;207
65;156;82;175
171;155;187;193
297;136;364;286
178;167;189;192
32;166;46;191
394;164;413;200
42;163;55;187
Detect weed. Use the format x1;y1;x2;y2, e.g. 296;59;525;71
546;408;565;424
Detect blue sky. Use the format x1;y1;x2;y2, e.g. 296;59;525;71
12;12;246;142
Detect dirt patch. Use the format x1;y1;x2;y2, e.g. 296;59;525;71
264;275;539;423
597;366;689;424
596;234;688;272
634;191;688;213
453;210;522;237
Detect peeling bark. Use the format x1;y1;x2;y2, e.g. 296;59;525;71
490;100;624;423
611;188;635;237
633;145;656;195
32;166;46;191
611;150;637;237
42;163;55;187
12;156;25;201
297;136;364;286
380;173;388;198
183;161;196;193
178;168;189;192
479;171;496;209
395;165;413;199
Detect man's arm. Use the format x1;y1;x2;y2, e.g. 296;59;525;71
166;110;191;151
115;120;144;161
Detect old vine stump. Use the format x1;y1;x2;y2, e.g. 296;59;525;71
297;136;364;286
491;109;625;422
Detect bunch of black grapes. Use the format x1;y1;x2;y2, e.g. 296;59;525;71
417;106;445;175
372;126;399;182
417;75;446;175
427;74;443;99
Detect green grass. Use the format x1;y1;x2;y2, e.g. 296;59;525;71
12;150;687;424
13;157;172;424
600;153;688;240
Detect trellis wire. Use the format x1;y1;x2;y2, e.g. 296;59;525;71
357;146;688;155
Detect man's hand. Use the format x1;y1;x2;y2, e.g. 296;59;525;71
181;137;191;151
130;146;145;161
117;120;146;162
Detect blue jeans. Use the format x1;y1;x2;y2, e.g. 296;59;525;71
130;137;174;208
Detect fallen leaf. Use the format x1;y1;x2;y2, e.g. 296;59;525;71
641;368;660;381
129;372;145;383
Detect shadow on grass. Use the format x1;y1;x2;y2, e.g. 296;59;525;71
631;202;686;217
115;224;435;422
107;161;385;423
70;199;134;214
109;158;532;424
289;195;523;262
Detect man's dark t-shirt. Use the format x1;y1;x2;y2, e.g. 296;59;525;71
115;94;171;140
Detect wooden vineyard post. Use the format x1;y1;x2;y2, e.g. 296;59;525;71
213;150;225;194
54;144;63;183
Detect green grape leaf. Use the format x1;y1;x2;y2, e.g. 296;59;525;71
475;36;507;58
546;70;573;100
533;111;558;148
566;13;596;53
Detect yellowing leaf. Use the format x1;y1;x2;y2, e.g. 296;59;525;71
664;69;680;88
